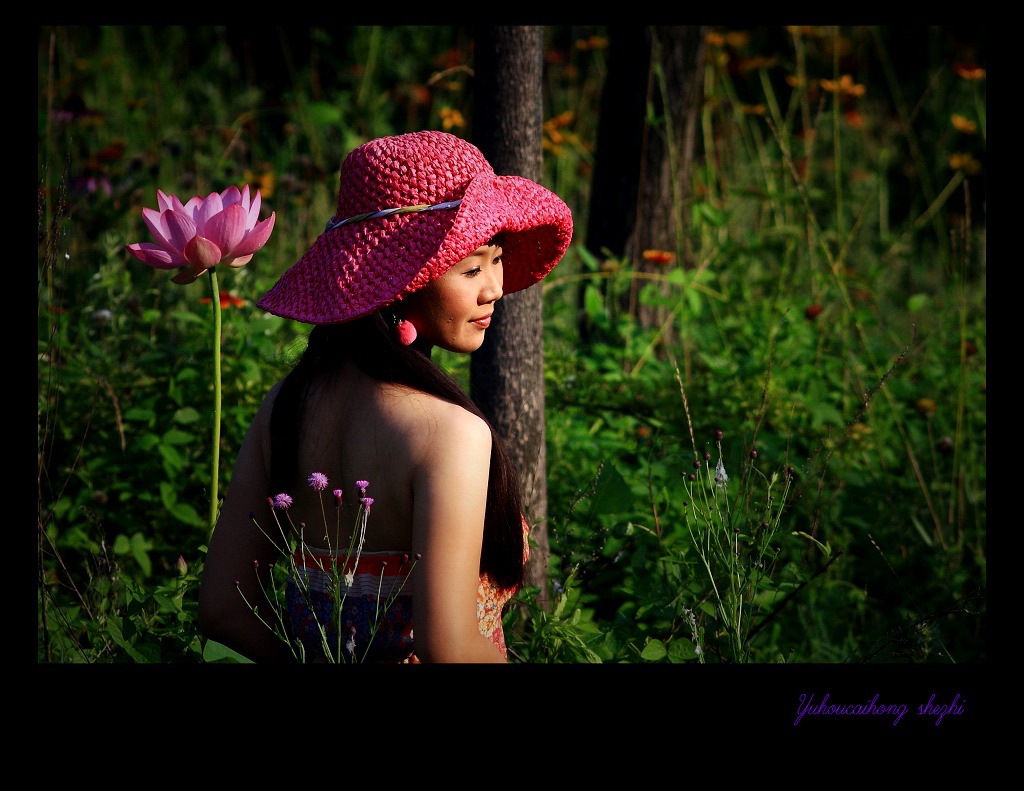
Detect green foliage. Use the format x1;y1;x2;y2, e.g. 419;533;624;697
38;25;985;664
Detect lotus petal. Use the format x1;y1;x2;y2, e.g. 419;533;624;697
232;213;276;257
184;235;224;269
203;204;249;257
171;264;207;284
126;242;182;269
222;253;254;269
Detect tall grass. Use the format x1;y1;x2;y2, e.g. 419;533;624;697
37;25;985;664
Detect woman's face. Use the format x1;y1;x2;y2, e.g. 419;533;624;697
400;241;504;353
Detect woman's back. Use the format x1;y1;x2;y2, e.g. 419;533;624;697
284;358;493;553
275;357;506;662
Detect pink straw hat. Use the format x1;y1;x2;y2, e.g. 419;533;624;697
257;130;574;324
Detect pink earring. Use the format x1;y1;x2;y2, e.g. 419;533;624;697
395;317;418;346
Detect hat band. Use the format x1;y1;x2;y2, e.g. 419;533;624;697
324;198;463;233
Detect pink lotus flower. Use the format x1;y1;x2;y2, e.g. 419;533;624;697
126;186;275;284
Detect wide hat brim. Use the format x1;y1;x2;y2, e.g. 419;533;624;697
257;169;573;325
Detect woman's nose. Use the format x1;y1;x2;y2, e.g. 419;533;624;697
482;267;503;303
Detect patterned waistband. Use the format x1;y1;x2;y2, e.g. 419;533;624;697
289;548;414;598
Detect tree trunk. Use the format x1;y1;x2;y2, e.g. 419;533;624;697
585;26;708;337
630;26;708;332
470;25;553;612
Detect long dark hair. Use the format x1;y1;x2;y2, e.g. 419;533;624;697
269;313;525;590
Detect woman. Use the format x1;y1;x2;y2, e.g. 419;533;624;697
198;130;573;663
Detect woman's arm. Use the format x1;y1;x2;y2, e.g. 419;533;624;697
410;404;507;663
198;389;295;663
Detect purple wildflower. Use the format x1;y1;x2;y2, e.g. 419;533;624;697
361;497;374;508
333;489;344;507
308;472;329;491
355;479;369;494
273;493;293;509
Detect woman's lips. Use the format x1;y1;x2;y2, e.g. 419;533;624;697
471;314;492;328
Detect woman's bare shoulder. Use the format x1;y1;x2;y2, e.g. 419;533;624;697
384;386;490;458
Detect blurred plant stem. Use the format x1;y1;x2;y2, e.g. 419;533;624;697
209;266;222;536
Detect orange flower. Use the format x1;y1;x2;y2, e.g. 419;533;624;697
407;84;432;106
434;47;466;70
642;249;675;266
848;422;872;442
844;109;865;128
914;398;938;417
575;35;609;51
804;304;823;321
545;110;575;131
948;152;981;174
820;74;865;97
201;290;246;309
951;114;978;134
543;111;578;156
96;140;127;162
243;168;277;199
953;63;986;81
544;49;567;66
439;106;466;130
724;31;750;49
740;103;766;115
735;55;776;74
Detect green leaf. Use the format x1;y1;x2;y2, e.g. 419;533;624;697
161;428;196;445
158;442;185;471
130;532;153;576
685;285;704;316
666;268;687;286
159;481;179;509
640;639;668;661
668;638;697;662
910;514;934;547
203;640;254;663
167;500;204;528
173;407;202;425
306;101;344;127
575;244;602;273
583;284;604;320
104;615;149;662
907;293;932;312
590;463;634;514
169;310;206;326
693;201;727;227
